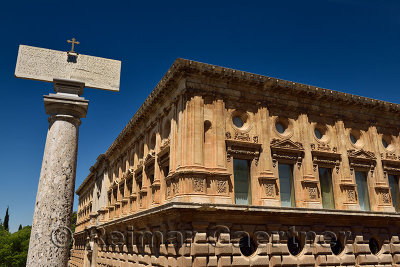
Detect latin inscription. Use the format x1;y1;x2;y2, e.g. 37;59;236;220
15;45;121;91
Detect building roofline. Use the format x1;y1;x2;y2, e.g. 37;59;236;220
76;58;400;195
105;58;400;160
76;154;106;195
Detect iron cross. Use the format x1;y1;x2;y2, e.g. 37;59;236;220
67;38;80;53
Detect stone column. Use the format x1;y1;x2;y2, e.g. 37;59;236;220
27;79;88;267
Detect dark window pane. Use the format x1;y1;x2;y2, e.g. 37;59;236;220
319;168;335;209
234;159;250;205
279;164;295;207
388;174;400;212
355;171;370;211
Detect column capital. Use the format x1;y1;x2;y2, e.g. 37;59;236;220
43;79;89;119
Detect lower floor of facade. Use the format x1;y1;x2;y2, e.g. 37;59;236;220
70;202;400;267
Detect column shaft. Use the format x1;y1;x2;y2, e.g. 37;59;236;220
27;79;88;266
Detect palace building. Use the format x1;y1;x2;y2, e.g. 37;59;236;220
70;59;400;267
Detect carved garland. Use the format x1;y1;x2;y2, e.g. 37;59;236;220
265;183;275;197
217;180;227;194
192;177;204;192
347;187;357;203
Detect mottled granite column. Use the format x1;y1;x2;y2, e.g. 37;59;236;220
27;79;88;267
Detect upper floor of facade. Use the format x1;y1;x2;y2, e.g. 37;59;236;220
75;59;400;232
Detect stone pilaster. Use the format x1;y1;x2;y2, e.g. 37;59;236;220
27;79;88;266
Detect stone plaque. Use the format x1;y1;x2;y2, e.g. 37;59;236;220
15;45;121;91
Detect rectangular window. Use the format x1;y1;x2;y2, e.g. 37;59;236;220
355;171;370;211
319;168;335;209
388;174;400;212
233;159;251;205
278;164;295;207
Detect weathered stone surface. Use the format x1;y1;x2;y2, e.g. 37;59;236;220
15;45;121;91
27;81;88;266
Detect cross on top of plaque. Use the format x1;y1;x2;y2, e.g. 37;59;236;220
67;38;80;53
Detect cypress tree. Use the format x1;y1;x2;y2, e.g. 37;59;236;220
18;224;22;231
4;207;9;231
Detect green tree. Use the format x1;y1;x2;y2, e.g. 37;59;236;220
0;225;31;267
71;211;77;234
3;207;9;232
18;225;22;231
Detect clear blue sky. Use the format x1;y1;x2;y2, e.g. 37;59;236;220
1;0;399;232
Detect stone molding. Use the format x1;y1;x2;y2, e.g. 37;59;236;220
74;201;400;233
270;139;304;168
225;131;261;163
382;158;400;175
347;149;376;175
311;146;341;173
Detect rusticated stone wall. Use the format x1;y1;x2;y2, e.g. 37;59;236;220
70;203;400;267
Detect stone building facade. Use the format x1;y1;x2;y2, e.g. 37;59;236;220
70;59;400;267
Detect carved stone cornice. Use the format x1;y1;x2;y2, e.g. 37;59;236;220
160;137;171;152
383;165;400;174
311;145;341;173
258;171;277;182
144;151;155;167
347;149;376;161
347;149;376;173
166;168;230;181
110;180;118;190
225;139;262;165
271;138;304;154
225;131;259;143
310;143;338;153
134;159;144;175
157;138;171;168
270;139;304;168
381;152;400;161
382;157;400;174
122;169;133;180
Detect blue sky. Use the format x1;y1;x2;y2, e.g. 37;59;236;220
1;0;399;232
